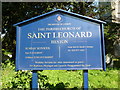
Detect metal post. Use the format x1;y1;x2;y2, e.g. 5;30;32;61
83;70;88;90
32;70;38;90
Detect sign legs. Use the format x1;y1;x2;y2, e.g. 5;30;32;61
32;70;38;90
83;70;88;90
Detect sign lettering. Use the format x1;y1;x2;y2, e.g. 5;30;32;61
14;10;106;70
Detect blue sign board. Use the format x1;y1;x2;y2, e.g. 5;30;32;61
14;9;106;70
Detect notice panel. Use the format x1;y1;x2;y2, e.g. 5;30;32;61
15;11;105;70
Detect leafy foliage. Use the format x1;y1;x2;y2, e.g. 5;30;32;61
89;69;119;88
38;70;83;89
1;60;32;89
104;22;120;56
1;60;16;89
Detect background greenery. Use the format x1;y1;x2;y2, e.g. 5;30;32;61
1;1;120;89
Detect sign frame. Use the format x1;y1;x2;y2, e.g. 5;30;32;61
14;9;106;71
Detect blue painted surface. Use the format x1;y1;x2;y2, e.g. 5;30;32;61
83;70;88;90
32;71;38;89
15;10;106;70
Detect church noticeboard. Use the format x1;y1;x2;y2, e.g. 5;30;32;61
14;9;106;70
